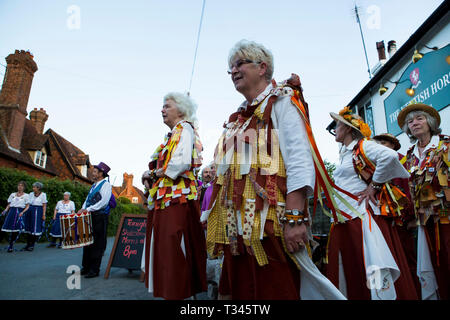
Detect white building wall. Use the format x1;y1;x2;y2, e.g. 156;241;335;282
354;12;449;156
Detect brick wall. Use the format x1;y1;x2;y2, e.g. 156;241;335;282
0;50;38;151
0;156;55;180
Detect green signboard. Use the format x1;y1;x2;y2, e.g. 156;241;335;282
384;44;450;136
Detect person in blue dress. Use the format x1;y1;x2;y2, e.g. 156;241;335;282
48;192;75;248
1;181;30;252
22;182;47;251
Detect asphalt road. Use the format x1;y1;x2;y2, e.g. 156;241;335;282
0;237;209;300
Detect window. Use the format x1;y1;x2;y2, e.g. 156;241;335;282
357;101;375;137
34;150;47;168
78;165;88;177
132;197;138;204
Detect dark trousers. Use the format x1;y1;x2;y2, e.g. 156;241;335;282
82;212;106;274
26;233;37;248
103;214;109;253
8;232;18;247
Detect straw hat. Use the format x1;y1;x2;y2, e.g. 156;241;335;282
329;107;372;138
397;103;440;129
373;133;401;151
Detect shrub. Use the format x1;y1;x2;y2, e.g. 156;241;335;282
0;167;146;241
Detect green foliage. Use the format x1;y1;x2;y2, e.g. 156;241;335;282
0;168;147;240
117;196;131;204
0;167;90;221
324;159;336;182
107;197;146;236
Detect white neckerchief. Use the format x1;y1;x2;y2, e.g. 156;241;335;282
413;135;440;161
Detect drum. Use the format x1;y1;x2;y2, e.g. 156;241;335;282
60;212;93;249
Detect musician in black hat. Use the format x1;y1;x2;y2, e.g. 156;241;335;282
79;162;112;278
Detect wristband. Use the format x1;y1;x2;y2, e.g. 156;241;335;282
280;209;309;226
371;182;383;191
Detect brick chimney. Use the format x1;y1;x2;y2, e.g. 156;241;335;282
122;173;134;196
29;108;49;134
387;40;397;59
376;41;386;61
0;50;38;151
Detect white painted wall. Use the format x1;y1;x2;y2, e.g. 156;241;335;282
353;12;449;156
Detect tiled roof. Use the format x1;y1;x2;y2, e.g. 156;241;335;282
0;115;93;182
22;120;49;151
46;129;94;182
0;120;58;176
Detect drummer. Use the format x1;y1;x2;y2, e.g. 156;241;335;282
79;162;112;278
48;192;76;248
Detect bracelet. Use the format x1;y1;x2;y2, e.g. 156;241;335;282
280;209;309;226
371;182;383;191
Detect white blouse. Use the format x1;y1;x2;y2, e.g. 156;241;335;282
220;83;316;197
165;121;195;180
7;192;29;208
333;139;410;221
27;192;48;206
55;200;75;214
411;134;440;164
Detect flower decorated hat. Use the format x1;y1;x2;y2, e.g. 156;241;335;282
330;106;372;138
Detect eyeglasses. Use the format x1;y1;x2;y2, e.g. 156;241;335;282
227;59;260;74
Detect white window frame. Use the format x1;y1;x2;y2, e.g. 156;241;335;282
34;149;47;168
79;165;87;177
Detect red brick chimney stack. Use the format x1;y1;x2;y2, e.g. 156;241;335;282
0;50;38;151
29;107;49;134
376;41;386;61
123;173;134;196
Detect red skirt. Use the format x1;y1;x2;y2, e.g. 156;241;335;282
218;221;300;300
327;218;371;300
395;224;421;298
424;220;450;300
373;216;419;300
144;200;207;300
327;216;420;300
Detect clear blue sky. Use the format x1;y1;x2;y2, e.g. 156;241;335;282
0;0;444;188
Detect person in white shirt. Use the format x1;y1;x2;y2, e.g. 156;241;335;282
1;181;30;252
79;162;112;278
48;192;75;248
204;40;340;300
22;182;47;252
326;108;418;300
141;92;207;300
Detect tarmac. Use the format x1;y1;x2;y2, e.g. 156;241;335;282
0;237;210;300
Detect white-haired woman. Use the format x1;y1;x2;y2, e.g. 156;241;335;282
141;92;206;300
1;181;30;252
48;192;76;248
22;181;47;251
398;103;449;300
